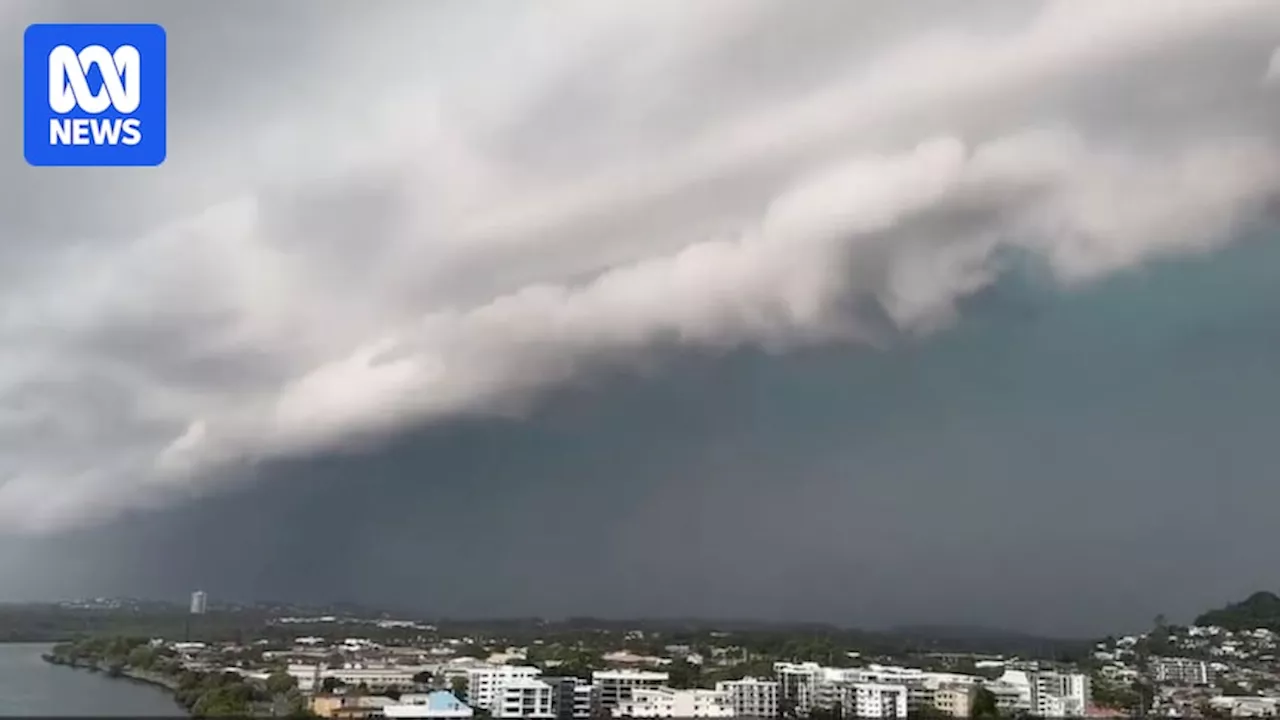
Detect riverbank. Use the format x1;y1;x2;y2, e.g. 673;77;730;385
41;636;309;717
0;643;185;716
42;654;182;692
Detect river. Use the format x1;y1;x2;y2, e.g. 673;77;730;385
0;643;187;716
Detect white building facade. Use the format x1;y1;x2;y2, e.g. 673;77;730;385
491;678;556;719
466;666;542;712
992;670;1090;718
1152;656;1210;685
774;662;972;717
716;678;779;718
288;663;431;692
838;683;908;719
612;688;733;718
593;670;670;712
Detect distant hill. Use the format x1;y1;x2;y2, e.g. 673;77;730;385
1194;591;1280;631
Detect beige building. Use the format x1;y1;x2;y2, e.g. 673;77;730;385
933;685;976;718
310;694;397;719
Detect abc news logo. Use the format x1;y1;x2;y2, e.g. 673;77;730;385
23;23;167;167
48;43;143;146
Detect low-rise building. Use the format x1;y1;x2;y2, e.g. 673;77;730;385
310;694;398;719
1208;695;1280;718
612;688;733;718
933;684;976;718
290;664;431;693
1151;657;1210;685
383;691;475;719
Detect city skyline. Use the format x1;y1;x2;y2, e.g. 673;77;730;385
1;0;1280;637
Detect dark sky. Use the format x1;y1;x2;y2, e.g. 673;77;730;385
7;236;1280;637
2;1;1280;639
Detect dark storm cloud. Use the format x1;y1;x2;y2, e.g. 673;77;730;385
9;237;1280;636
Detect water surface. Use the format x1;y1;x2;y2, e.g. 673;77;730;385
0;643;185;716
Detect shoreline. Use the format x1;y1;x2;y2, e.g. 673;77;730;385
41;653;187;711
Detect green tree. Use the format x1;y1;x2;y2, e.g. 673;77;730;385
191;683;253;717
668;658;702;689
971;687;1000;718
266;670;298;696
451;676;469;702
412;670;434;686
127;645;156;669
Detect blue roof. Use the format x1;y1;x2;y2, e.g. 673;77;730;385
426;690;469;712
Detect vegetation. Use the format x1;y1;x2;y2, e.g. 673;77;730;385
42;636;313;718
1195;591;1280;632
970;687;1000;718
0;601;1096;664
1087;674;1150;715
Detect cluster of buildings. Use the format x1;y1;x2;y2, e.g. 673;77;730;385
155;599;1105;719
770;661;1090;719
1091;625;1280;717
281;660;1092;719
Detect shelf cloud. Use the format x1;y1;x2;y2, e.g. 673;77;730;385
1;0;1280;533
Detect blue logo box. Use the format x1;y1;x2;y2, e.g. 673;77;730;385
24;23;167;167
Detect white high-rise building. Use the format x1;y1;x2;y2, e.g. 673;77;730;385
716;677;779;718
544;677;596;720
491;677;555;719
774;662;967;717
838;683;908;719
774;662;825;714
466;666;542;713
993;670;1090;718
189;590;207;615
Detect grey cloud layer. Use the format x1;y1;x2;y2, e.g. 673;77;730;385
2;0;1280;531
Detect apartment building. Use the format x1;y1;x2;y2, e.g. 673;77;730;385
836;683;908;719
490;677;556;719
774;662;826;714
984;681;1028;714
1035;670;1090;717
774;661;979;717
1151;656;1210;685
288;664;432;692
466;666;542;712
932;685;976;718
993;670;1090;718
592;670;670;712
715;677;779;718
543;676;597;720
611;688;734;718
